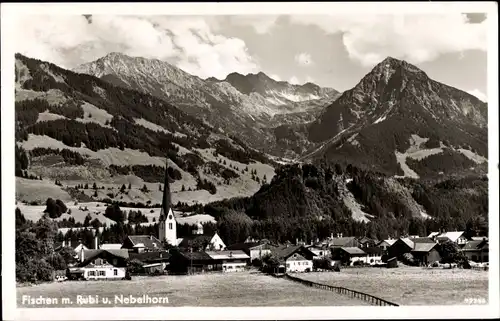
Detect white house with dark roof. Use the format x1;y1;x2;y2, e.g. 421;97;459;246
205;250;250;272
68;248;129;280
428;231;467;246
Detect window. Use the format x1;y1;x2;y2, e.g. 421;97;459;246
99;270;105;276
286;264;290;268
169;223;173;230
89;271;96;276
114;269;118;276
319;252;323;256
168;215;173;220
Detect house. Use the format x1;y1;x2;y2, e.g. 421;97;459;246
305;244;330;259
177;222;226;251
68;248;129;280
206;250;250;272
226;241;272;262
411;243;441;266
129;250;171;271
429;231;467;246
387;238;414;259
331;247;367;265
168;250;216;275
270;245;316;273
462;239;489;263
122;235;164;252
377;239;397;251
357;236;378;248
362;247;384;264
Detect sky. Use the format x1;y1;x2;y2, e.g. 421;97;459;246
15;13;488;102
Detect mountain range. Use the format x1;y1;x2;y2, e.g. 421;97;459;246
74;52;340;158
14;52;488;232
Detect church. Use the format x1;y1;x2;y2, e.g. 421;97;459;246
157;165;226;251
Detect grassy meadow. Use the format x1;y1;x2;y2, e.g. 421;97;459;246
17;271;368;308
290;266;489;306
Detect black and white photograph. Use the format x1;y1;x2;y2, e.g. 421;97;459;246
1;2;499;320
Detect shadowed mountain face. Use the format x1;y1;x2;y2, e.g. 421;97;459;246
302;57;488;178
73;53;340;158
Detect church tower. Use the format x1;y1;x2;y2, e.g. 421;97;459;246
158;164;177;246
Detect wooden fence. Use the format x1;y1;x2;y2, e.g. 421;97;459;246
283;274;399;307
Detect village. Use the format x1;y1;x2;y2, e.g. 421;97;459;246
54;168;489;282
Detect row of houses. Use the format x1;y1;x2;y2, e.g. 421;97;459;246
56;167;488;280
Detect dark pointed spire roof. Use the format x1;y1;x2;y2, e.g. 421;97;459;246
159;162;171;221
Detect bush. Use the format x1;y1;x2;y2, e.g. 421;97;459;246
16;259;54;283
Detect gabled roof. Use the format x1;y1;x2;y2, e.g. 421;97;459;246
126;235;163;249
340;247;366;255
227;241;271;252
177;234;215;249
129;250;171;263
428;231;465;242
378;239;396;246
412;237;436;244
399;238;414;249
270;245;316;261
357;236;375;244
77;249;129;267
206;250;250;260
412;243;437;253
462;240;488;251
176;251;213;261
329;237;357;247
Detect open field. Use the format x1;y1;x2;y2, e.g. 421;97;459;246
17;271;367;307
290;267;489;306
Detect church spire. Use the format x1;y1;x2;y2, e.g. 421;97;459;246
159;162;171;221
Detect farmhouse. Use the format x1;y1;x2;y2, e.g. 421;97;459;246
462;239;489;263
331;247;367;265
226;241;272;262
270;245;316;273
362;247;384;264
168;250;216;274
387;238;414;259
177;222;226;251
377;239;396;251
129;250;171;272
69;248;129;280
411;243;441;266
206;250;250;272
357;236;378;248
305;244;330;259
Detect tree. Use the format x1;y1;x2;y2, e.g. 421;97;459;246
128;182;132;190
181;185;186;192
93;182;97;190
58;246;77;266
120;184;126;193
44;198;67;219
83;214;92;227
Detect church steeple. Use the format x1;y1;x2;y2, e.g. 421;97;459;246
158;162;177;246
159;163;171;222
